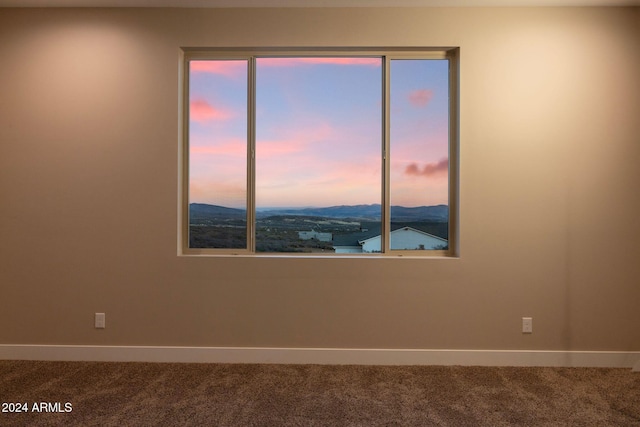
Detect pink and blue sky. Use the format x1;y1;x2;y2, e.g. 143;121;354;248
189;57;449;209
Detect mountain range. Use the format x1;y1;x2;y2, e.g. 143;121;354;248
190;203;448;222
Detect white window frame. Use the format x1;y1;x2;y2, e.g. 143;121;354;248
179;47;459;257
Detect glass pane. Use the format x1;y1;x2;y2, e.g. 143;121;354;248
390;59;449;251
255;57;382;253
188;60;248;249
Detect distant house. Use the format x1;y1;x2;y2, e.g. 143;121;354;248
333;225;448;253
361;227;448;252
298;230;333;242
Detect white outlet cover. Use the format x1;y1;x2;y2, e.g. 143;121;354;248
95;313;106;329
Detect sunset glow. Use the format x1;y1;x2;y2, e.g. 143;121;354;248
189;57;449;209
255;56;382;208
189;60;247;210
390;59;449;208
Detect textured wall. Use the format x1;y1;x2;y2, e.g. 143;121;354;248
0;7;638;351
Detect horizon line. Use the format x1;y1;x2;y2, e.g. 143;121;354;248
190;202;449;210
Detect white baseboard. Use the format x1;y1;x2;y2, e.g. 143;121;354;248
1;345;639;368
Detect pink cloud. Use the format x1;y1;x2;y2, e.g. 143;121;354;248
257;57;381;67
257;121;334;157
257;139;305;157
408;89;434;107
191;58;380;77
190;60;246;78
405;158;448;178
191;139;246;156
257;161;381;208
255;121;380;206
189;181;246;207
190;99;232;123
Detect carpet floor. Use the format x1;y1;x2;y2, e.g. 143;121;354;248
0;361;639;426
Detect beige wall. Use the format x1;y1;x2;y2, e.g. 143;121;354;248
0;7;638;351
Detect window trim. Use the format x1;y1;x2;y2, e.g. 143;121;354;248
179;47;459;257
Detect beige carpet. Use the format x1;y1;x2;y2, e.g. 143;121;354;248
1;361;639;426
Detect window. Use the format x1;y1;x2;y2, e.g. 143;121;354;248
181;48;458;256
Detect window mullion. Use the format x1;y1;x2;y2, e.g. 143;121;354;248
247;56;257;253
382;56;391;254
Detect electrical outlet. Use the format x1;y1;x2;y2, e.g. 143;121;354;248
522;317;533;334
95;313;106;329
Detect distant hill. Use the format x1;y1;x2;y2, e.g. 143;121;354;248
390;205;449;221
189;203;246;221
258;204;448;221
258;204;381;220
190;203;448;222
